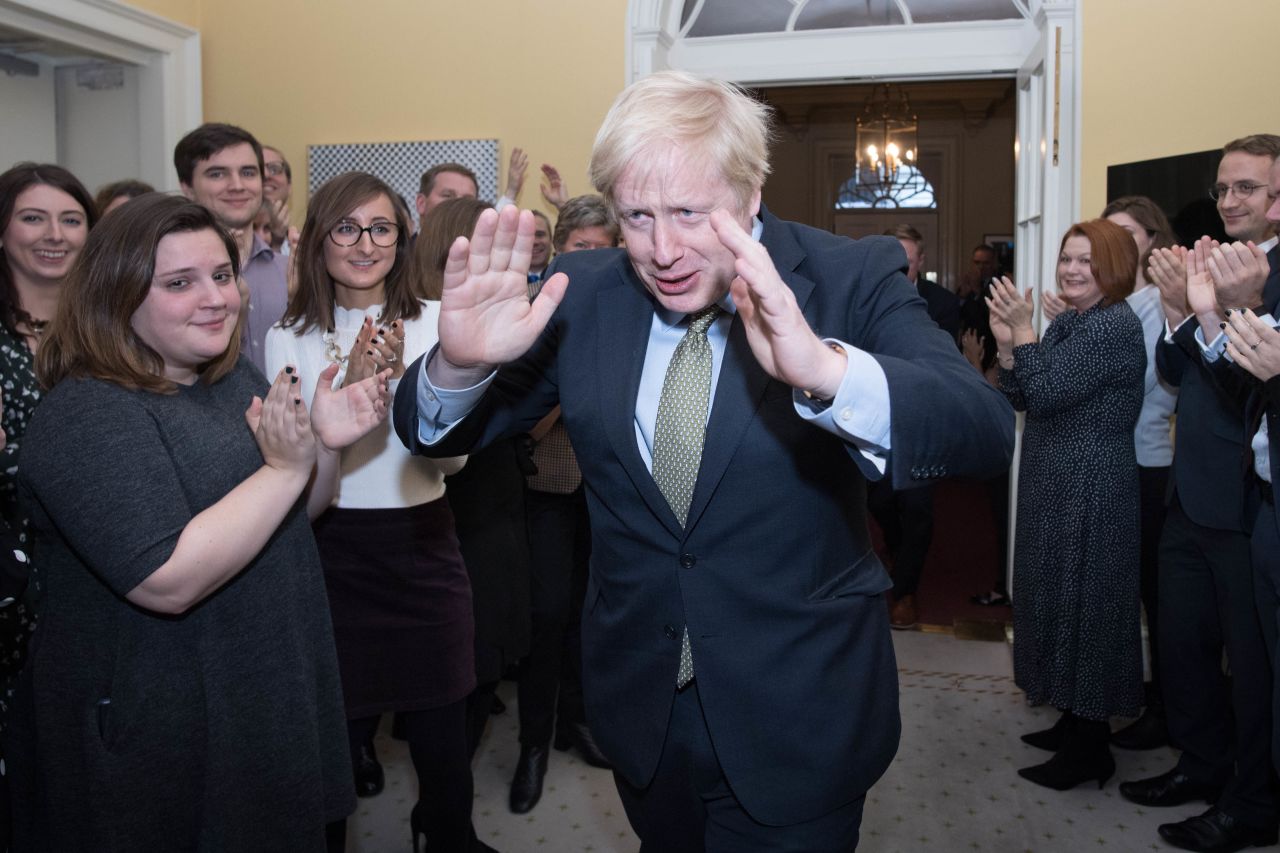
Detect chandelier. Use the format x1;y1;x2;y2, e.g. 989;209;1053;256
855;84;919;195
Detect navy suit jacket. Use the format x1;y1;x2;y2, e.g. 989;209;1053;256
393;208;1015;824
1157;245;1280;531
916;277;961;340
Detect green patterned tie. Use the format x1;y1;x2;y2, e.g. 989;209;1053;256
652;304;722;688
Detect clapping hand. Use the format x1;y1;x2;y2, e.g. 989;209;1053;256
1223;308;1280;382
1208;239;1270;310
1041;289;1068;323
986;276;1035;331
1149;245;1189;326
367;319;405;381
430;206;568;386
1186;236;1222;329
311;362;391;451
342;316;378;387
244;367;316;476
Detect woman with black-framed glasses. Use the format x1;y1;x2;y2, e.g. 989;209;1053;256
266;171;484;853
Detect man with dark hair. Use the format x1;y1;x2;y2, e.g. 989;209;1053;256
416;162;479;220
1119;133;1280;853
174;122;286;374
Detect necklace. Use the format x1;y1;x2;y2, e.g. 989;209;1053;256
321;328;347;366
24;318;47;339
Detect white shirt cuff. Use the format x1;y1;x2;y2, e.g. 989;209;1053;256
793;339;891;475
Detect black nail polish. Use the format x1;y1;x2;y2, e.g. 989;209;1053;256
367;349;374;356
293;398;301;405
1220;322;1227;329
284;365;294;374
290;375;297;384
1226;308;1234;315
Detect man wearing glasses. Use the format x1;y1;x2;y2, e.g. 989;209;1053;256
259;145;298;253
174;123;288;374
1120;134;1280;853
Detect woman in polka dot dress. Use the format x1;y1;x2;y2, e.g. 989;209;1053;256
988;219;1146;792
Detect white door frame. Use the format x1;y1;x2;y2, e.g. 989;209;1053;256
0;0;200;191
628;0;1084;596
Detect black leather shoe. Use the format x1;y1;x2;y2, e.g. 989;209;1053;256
354;741;385;798
554;722;613;769
1119;769;1222;807
1111;705;1168;750
1158;807;1278;853
508;744;549;814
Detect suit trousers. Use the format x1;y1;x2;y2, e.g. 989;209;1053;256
1249;496;1280;776
868;480;934;598
518;487;592;747
1159;499;1274;827
1137;465;1169;689
614;682;865;852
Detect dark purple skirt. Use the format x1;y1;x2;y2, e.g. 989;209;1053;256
312;498;476;718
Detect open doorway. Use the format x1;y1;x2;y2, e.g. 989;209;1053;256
628;0;1082;631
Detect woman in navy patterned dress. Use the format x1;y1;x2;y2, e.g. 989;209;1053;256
988;219;1146;791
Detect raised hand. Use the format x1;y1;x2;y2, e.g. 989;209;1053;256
311;362;391;450
1208;239;1270;310
961;328;987;371
504;147;529;201
244;367;316;475
539;163;568;209
1041;289;1068;323
1223;308;1280;382
1149;245;1189;327
430;206;568;386
710;209;847;399
1185;236;1223;331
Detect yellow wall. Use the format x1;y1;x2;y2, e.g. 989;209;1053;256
1080;0;1280;217
127;0;628;220
126;0;1280;228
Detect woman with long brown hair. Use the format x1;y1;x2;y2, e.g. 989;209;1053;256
266;172;487;853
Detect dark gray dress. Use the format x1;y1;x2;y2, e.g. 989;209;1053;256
16;360;354;851
1000;300;1145;721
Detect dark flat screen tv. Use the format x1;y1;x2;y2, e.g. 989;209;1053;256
1106;149;1227;245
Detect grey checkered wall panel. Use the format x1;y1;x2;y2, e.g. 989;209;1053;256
307;139;499;229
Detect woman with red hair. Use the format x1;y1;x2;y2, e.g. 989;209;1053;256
988;219;1146;792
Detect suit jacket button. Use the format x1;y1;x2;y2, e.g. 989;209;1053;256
664;624;678;640
680;553;696;569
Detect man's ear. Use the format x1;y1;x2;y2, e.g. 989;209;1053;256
748;188;762;219
415;193;428;219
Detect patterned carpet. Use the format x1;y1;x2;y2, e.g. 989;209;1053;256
345;631;1213;853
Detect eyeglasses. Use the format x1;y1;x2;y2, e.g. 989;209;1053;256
264;162;288;177
1209;181;1267;201
328;221;399;247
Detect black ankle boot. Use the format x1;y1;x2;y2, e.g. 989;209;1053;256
508;744;549;814
1018;718;1115;791
1021;710;1074;752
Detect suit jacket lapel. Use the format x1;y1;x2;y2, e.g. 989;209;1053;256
684;210;816;532
595;265;685;539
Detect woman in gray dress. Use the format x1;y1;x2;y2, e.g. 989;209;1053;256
16;195;388;851
988;219;1146;791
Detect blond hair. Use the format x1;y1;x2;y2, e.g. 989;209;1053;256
589;70;773;215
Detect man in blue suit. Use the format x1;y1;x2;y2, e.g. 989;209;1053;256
393;71;1014;851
